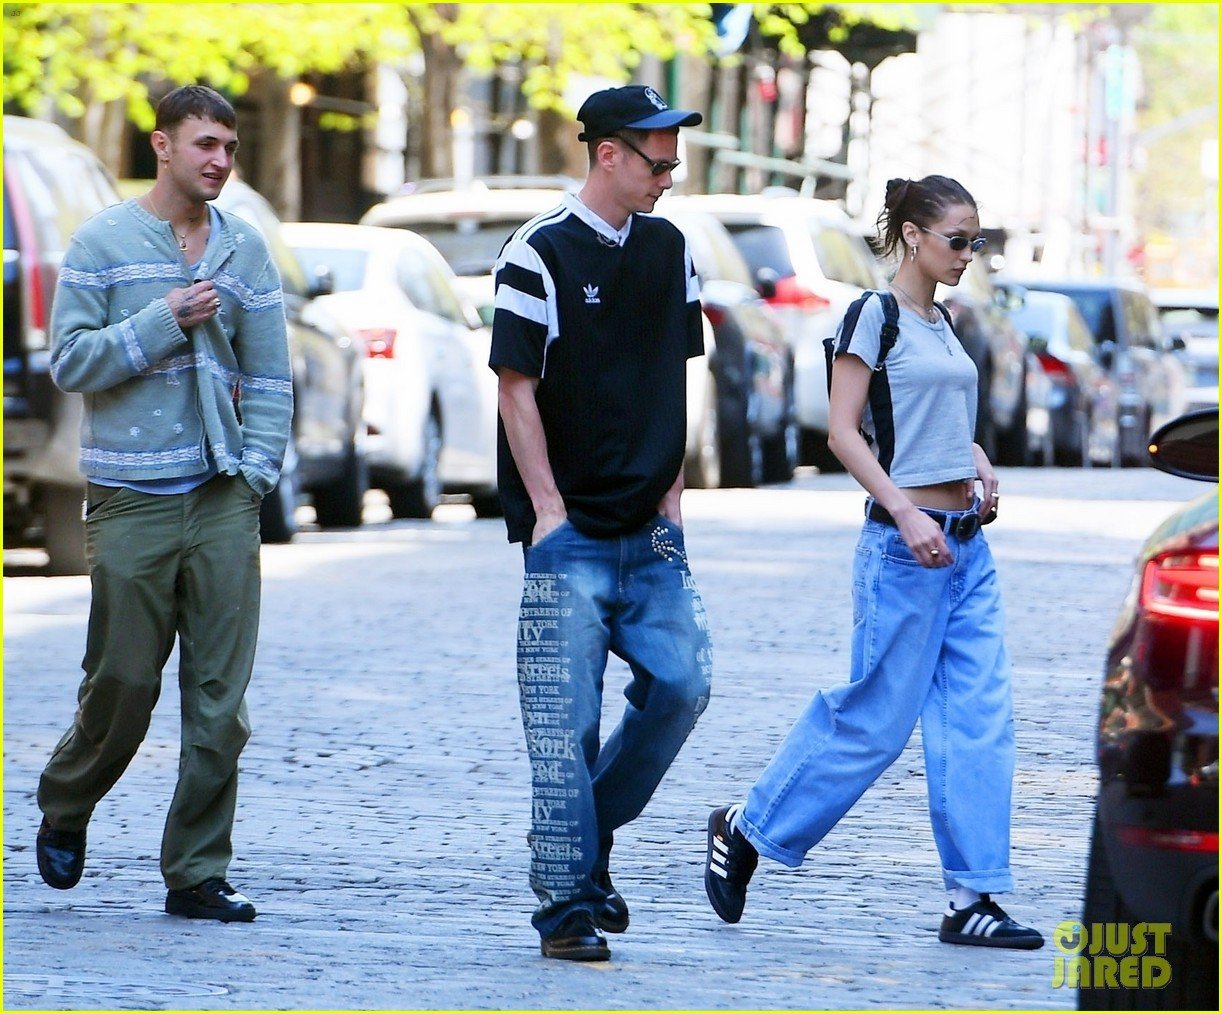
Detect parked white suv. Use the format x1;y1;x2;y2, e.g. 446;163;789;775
677;193;884;469
360;182;723;488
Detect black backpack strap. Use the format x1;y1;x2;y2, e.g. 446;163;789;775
824;290;899;398
933;300;954;331
875;290;900;369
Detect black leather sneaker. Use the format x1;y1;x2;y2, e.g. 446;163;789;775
540;910;610;961
939;895;1044;949
165;878;256;923
595;870;629;934
704;805;758;923
36;817;86;890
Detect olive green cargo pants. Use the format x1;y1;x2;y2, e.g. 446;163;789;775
38;473;263;890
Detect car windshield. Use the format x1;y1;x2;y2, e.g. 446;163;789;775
1161;307;1219;339
808;224;879;289
721;223;796;280
1054;289;1112;344
291;247;369;292
407;220;527;276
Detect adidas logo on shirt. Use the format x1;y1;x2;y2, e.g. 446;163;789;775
584;284;600;305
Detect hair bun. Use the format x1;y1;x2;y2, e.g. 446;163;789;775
885;178;910;209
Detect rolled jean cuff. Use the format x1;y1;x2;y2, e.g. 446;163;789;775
943;866;1014;894
737;813;807;870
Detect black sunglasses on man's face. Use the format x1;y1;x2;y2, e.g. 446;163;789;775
611;134;681;176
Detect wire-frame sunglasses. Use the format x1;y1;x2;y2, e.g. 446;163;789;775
921;227;986;253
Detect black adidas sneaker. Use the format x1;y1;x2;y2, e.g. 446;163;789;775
939;895;1044;949
704;805;758;923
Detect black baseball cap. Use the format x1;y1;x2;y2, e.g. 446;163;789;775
576;85;702;142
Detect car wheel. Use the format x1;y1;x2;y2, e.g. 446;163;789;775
1053;409;1087;467
761;370;798;485
802;427;844;473
387;412;442;519
259;438;300;544
1119;407;1151;468
42;485;88;576
995;382;1029;466
718;401;763;488
684;371;721;490
1077;409;1093;469
470;491;503;518
1081;809;1219;1010
312;439;367;529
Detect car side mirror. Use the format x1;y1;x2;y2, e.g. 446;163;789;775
1097;339;1116;370
1147;407;1219;480
308;265;334;299
754;266;778;300
1027;333;1049;356
464;303;488;330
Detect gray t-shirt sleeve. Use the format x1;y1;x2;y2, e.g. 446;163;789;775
836;293;885;371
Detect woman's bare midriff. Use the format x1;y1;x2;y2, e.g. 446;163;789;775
900;479;975;511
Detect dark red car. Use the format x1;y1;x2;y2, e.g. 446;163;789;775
1081;408;1218;1010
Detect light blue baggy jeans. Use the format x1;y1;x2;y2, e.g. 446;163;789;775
739;507;1016;894
518;515;713;936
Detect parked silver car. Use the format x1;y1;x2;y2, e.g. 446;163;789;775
1007;289;1120;466
359;182;725;489
1005;277;1188;466
4;116;121;573
674;192;884;470
1152;287;1218;413
282;222;498;517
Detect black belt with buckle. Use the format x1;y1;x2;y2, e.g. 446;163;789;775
866;501;988;540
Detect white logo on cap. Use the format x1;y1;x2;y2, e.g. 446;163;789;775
644;86;667;111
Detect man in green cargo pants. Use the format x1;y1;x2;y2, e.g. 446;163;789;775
34;85;292;922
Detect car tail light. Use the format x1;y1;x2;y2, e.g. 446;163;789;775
5;168;49;349
1140;550;1219;623
355;327;397;358
703;305;725;327
767;276;831;313
1117;826;1219;853
1036;352;1073;381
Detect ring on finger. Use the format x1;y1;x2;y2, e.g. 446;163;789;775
930;549;940;557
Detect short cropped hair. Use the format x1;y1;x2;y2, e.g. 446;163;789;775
155;85;237;135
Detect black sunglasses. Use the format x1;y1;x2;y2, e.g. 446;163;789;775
611;134;681;176
921;227;986;253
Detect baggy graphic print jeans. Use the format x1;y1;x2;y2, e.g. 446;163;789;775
517;515;713;936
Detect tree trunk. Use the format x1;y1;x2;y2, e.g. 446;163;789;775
256;76;302;221
75;98;127;178
413;6;461;179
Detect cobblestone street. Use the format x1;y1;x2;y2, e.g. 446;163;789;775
3;466;1205;1010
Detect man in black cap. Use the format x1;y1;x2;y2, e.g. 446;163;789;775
490;84;713;961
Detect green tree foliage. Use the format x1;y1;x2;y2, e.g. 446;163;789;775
3;4;410;129
409;3;717;109
2;3;719;128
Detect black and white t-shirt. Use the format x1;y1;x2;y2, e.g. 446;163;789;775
489;193;703;544
833;291;978;487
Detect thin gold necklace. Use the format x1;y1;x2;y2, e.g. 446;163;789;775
889;280;938;324
147;193;200;252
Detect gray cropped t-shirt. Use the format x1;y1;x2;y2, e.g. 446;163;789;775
832;290;978;487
